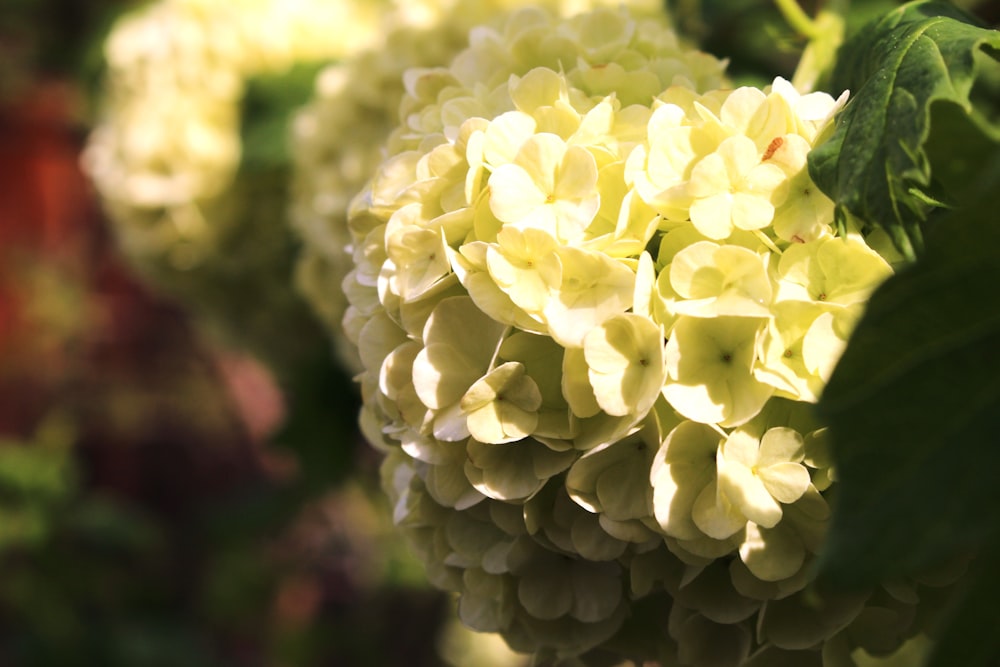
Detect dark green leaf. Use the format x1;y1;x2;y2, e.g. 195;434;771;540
925;548;1000;667
815;153;1000;588
808;0;1000;259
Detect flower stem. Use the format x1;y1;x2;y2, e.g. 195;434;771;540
791;0;850;93
774;0;821;38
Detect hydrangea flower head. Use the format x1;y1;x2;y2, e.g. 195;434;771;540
290;0;670;369
328;5;955;664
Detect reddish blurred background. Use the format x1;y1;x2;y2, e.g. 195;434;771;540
0;2;459;665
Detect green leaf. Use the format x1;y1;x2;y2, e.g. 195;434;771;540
814;152;1000;589
808;0;1000;260
924;547;1000;667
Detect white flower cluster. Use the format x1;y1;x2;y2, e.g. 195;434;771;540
86;0;383;263
83;0;382;368
330;5;953;664
291;0;665;369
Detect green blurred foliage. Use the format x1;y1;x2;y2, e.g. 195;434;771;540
668;0;899;86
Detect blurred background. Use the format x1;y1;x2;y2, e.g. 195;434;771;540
0;1;519;665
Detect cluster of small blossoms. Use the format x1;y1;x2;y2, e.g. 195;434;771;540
291;0;664;369
83;0;383;368
333;6;954;665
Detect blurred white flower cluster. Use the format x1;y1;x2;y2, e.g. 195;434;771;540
86;0;382;266
319;4;956;664
83;0;383;369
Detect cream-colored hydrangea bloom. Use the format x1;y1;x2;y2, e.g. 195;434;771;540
326;5;954;665
84;0;383;369
290;0;671;370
